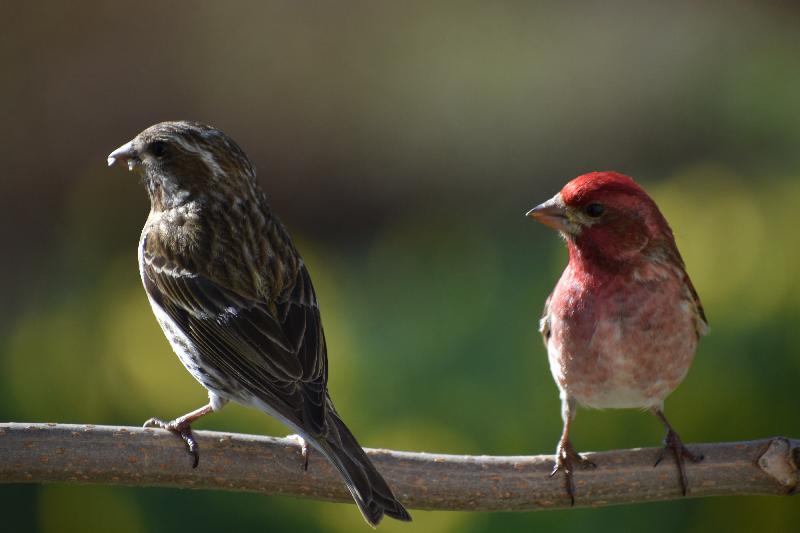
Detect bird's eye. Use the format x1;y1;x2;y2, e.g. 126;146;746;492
149;141;167;158
585;203;604;217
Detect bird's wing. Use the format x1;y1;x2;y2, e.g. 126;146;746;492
539;292;553;348
141;246;329;436
682;272;709;338
661;241;709;339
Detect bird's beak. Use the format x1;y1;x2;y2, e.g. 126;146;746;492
526;193;571;232
107;141;139;170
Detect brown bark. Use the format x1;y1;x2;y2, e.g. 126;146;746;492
0;423;796;510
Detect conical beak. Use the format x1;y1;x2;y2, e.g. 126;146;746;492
526;193;570;232
107;141;139;170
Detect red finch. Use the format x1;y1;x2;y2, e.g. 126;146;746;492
527;171;707;504
107;121;411;526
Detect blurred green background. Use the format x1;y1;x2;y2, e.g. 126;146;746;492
2;1;800;532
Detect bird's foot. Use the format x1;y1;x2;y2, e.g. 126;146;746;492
654;428;703;496
143;417;200;468
286;434;309;471
550;438;596;505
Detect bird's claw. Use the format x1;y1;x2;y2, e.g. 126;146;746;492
654;428;702;495
286;434;310;471
550;439;596;505
143;417;200;468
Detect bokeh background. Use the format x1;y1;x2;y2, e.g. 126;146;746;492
2;1;800;532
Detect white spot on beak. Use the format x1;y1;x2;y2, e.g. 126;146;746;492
107;140;136;169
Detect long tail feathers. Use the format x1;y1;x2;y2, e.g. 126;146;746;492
317;412;411;527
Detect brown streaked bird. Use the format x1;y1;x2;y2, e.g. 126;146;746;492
107;121;411;526
527;171;707;505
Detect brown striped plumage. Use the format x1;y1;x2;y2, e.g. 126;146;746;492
108;121;410;526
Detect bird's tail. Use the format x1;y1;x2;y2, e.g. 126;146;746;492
316;411;411;527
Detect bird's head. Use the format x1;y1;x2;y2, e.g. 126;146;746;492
108;121;257;211
527;171;674;264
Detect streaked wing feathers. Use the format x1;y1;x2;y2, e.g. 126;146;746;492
142;246;329;435
682;272;709;338
539;292;552;348
662;240;709;339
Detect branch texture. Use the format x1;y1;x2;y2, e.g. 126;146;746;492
0;423;796;511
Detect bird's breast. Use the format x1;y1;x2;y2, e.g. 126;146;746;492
137;225;232;397
546;263;698;409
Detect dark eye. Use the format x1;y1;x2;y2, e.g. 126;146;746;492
585;203;604;217
149;141;167;157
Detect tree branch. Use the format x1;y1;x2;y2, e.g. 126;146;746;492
0;423;796;510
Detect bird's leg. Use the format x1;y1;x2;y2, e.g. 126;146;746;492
651;407;703;496
143;403;215;468
286;434;310;471
550;396;595;505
